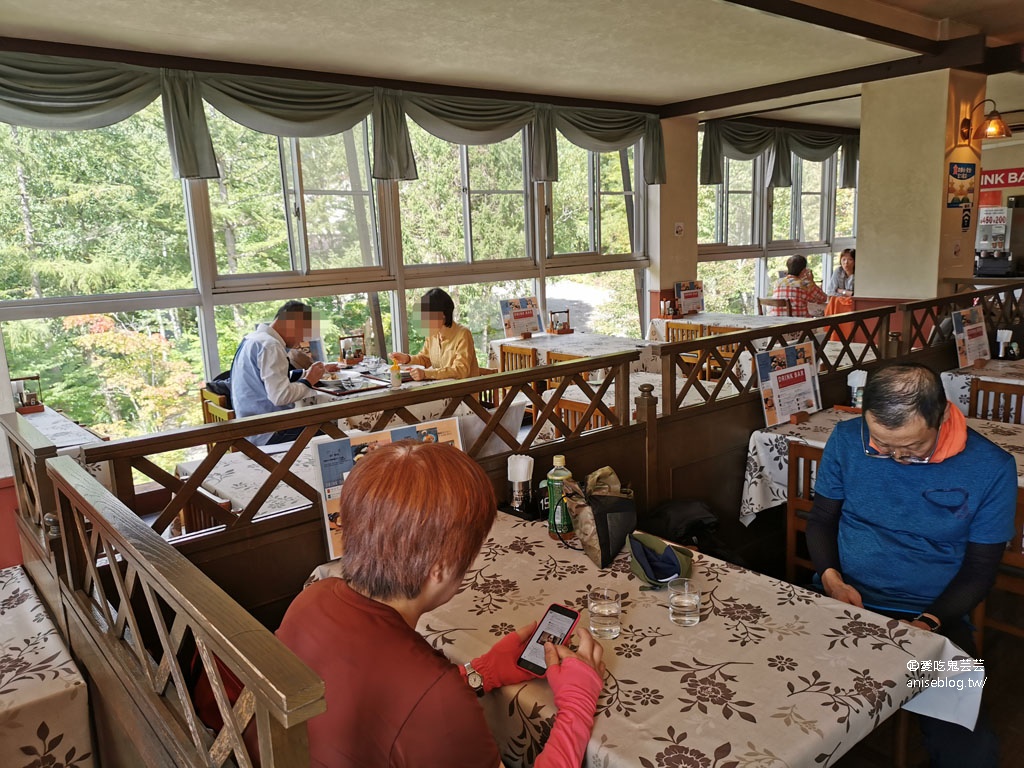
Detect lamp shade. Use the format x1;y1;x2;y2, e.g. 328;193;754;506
975;109;1013;140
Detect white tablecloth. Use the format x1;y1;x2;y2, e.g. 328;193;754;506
647;312;789;341
21;406;111;488
0;566;94;768
411;514;976;768
487;332;663;374
941;359;1024;416
740;407;1024;524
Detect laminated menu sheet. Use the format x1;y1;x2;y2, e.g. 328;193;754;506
755;342;822;427
313;418;462;559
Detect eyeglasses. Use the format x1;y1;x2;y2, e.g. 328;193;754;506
860;418;936;465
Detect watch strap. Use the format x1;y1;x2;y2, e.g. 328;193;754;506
914;612;941;631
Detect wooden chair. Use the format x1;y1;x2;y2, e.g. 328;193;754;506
545;351;583;389
476;366;499;408
499;344;538;373
199;387;235;425
967;378;1024;423
499;344;539;413
555;399;610;435
665;321;706;379
758;297;792;316
786;442;822;583
703;326;744;381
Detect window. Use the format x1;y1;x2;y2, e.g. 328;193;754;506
400;124;528;266
215;293;393;367
403;279;534;367
284;122;381;271
697;259;757;314
2;309;203;439
546;269;642;337
0;103;191;300
552;134;639;256
769;158;825;244
834;147;857;240
695;135;755;246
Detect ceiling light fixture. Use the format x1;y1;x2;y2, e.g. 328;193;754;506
959;99;1013;142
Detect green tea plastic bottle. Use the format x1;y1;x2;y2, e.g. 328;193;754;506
547;455;574;540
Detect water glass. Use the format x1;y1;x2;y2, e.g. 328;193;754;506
588;587;621;639
668;578;701;627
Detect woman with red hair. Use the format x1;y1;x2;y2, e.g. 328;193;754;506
277;441;605;767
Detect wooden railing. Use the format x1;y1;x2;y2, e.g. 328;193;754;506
83;355;639;538
656;306;897;414
897;281;1024;352
49;455;324;767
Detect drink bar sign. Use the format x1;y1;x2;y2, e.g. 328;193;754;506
980;167;1024;189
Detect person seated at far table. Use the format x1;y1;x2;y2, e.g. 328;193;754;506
230;300;339;445
770;254;828;317
390;287;481;381
827;248;855;297
277;441;606;768
807;363;1015;768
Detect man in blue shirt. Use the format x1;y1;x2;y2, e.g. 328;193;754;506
808;363;1015;767
230;301;329;445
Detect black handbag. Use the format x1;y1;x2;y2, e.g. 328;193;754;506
562;467;636;568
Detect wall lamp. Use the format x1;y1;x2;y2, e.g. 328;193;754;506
959;99;1013;141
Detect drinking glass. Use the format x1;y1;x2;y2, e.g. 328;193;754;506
668;578;701;627
588;587;621;639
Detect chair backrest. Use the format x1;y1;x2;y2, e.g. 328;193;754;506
758;297;792;316
199;387;235;425
499;344;538;372
545;351;583;389
967;378;1024;424
665;321;705;343
786;442;823;582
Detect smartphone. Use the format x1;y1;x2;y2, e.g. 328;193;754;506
516;604;580;677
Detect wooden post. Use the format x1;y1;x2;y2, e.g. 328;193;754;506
634;383;659;507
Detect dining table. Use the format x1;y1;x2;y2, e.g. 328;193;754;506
487;331;664;374
647;312;790;342
0;565;95;768
346;512;984;768
18;405;111;488
941;358;1024;416
740;406;1024;525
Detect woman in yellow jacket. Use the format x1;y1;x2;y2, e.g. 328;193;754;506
390;288;480;381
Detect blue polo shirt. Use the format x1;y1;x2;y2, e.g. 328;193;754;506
814;417;1017;614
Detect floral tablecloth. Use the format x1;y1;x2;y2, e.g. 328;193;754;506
0;566;94;768
416;514;972;768
740;407;1024;525
941;359;1024;416
20;406;110;488
487;332;664;374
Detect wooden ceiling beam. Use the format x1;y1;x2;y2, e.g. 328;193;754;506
717;0;946;55
661;34;987;118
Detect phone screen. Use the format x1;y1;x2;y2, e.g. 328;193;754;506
517;604;579;676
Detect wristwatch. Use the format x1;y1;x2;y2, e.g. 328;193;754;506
464;662;485;697
913;613;941;631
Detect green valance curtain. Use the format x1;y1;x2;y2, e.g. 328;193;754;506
700;119;858;189
0;51;665;184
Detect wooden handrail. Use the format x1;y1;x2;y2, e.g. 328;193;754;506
48;455;324;764
84;352;640;462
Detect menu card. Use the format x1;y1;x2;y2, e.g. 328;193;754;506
674;280;705;315
952;307;990;368
313;418;463;559
755;342;822;427
500;297;543;336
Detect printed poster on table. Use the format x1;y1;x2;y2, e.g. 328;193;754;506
313;418;463;559
674;280;705;314
952;307;990;368
499;297;542;336
947;162;976;209
755;342;822;428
